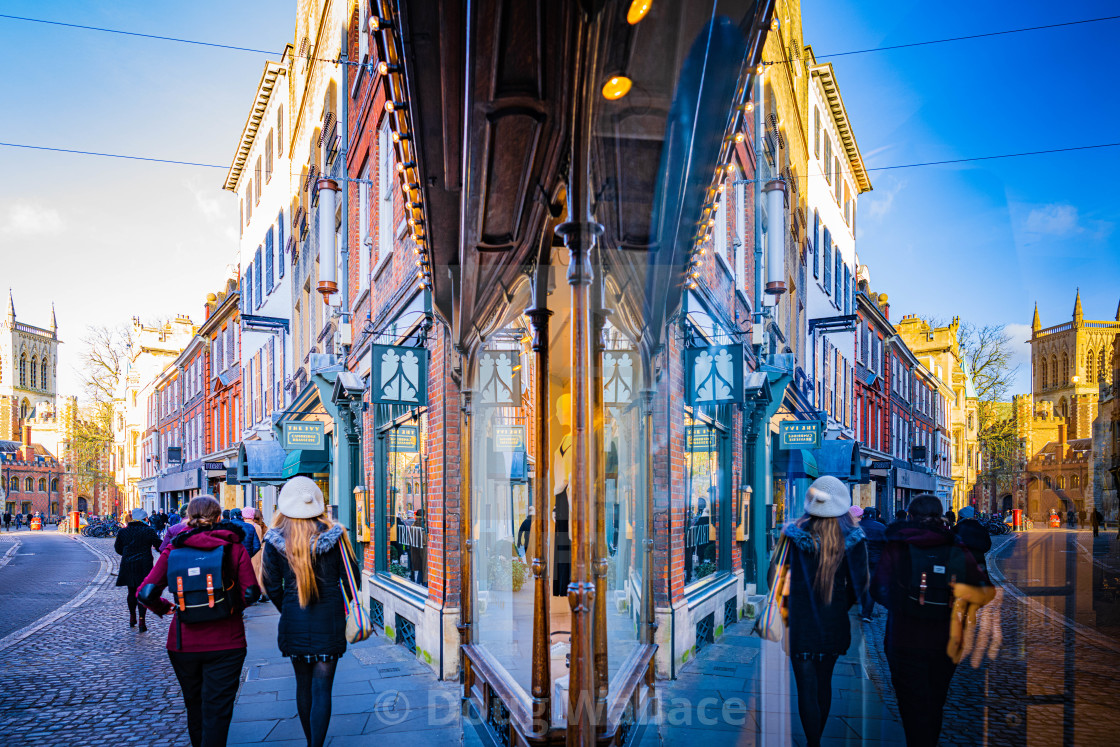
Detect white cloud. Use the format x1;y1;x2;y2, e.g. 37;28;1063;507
864;177;905;221
1;202;65;236
1025;204;1079;235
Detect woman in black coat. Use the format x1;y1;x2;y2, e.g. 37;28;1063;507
263;478;359;747
780;477;869;747
114;508;161;632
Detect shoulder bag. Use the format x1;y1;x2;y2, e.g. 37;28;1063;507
339;544;374;643
753;535;791;643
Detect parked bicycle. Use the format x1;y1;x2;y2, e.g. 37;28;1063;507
82;518;121;538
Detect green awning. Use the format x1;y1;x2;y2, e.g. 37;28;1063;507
281;449;331;478
775;449;818;479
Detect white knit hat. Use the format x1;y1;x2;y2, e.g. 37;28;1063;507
131;508;148;521
804;476;851;518
277;476;325;519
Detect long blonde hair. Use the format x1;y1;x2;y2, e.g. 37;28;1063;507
798;514;852;605
271;512;355;608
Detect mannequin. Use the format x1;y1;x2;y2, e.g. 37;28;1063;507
552;393;573;597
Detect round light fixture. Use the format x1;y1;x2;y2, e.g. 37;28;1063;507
627;0;652;24
601;76;632;100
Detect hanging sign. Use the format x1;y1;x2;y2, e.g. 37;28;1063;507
477;349;522;406
686;425;719;452
494;425;526;452
602;350;637;406
283;421;325;450
371;344;429;405
779;420;823;450
684;344;743;405
387;426;420;453
166;446;182;464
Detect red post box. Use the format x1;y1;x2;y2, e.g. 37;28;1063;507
1012;508;1023;531
70;510;80;534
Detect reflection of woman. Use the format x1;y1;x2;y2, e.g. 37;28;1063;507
552;394;573;597
408;508;426;585
516;506;534;558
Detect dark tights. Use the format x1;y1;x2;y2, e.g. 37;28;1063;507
126;584;144;617
291;658;338;747
790;652;839;747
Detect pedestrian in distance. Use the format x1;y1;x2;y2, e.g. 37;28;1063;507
780;476;869;747
944;509;956;528
1092;508;1103;537
892;509;907;525
115;508;161;632
2;511;10;532
229;508;260;559
161;504;191;553
15;513;23;530
138;495;260;747
263;477;360;747
871;494;992;747
859;507;887;622
242;507;268;598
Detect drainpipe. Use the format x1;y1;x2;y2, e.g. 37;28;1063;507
753;74;764;323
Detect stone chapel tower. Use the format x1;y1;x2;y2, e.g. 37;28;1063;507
0;291;60;441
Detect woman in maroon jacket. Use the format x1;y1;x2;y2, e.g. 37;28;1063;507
139;496;260;747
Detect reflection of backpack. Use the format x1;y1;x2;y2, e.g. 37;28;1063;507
903;544;966;620
167;545;235;623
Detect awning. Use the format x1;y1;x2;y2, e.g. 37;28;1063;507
774;449;818;480
813;440;861;483
282;448;331;479
895;466;937;492
157;467;201;494
238;440;288;484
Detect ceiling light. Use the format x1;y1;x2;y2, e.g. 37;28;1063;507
627;0;652;24
601;76;632;100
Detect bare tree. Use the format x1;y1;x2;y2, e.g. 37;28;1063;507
71;324;134;488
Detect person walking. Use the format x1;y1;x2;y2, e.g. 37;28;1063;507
871;494;991;747
161;505;191;553
262;477;359;747
1092;508;1103;537
229;509;260;559
859;508;888;622
15;513;23;530
3;511;10;532
115;508;162;632
138;496;259;747
781;476;869;747
242;507;268;597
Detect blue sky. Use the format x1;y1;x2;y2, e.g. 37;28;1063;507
0;1;1116;398
803;0;1120;394
0;1;291;395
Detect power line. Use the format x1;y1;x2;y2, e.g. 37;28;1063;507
0;142;225;169
1;140;1117;175
0;13;278;55
775;15;1120;63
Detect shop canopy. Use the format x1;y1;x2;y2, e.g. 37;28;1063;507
775;449;818;480
282;448;331;479
237;440;287;484
814;440;861;483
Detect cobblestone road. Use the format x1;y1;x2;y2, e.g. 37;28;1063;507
0;534;189;747
863;531;1120;746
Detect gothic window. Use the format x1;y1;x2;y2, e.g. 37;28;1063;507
20;399;28;420
1062;353;1069;383
1040;360;1047;389
1101;348;1109;382
1059;397;1068;418
1044;476;1052;489
24;477;33;492
8;476;16;492
1072;474;1080;489
1087;350;1095;384
19;354;26;387
30;356;37;389
50;478;58;492
41;359;47;389
37;478;45;491
1050;355;1057;386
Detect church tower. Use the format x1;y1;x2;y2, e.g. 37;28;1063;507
0;292;61;441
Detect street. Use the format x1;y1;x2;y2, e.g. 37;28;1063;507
0;529;100;641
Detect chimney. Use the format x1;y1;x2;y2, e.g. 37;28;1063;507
22;424;32;460
878;293;890;320
1058;421;1067;450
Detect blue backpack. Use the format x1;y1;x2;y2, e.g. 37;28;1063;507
166;545;235;623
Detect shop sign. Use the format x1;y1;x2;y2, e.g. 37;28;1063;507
283;421;325;450
494;425;526;452
204;461;225;471
912;445;927;463
371;344;429;405
686;425;718;452
387;426;420;453
779;421;822;450
684;343;743;405
477;349;521;406
166;446;182;464
870;460;892;471
602;350;637;406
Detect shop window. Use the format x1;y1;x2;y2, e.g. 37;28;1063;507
379;408;428;587
684;410;721;585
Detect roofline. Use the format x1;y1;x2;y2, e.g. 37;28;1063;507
807;50;871;195
223;46;292;192
198;291;241;337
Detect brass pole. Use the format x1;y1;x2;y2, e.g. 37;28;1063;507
526;295;553;731
639;388;656;648
591;293;609;724
457;388;474;679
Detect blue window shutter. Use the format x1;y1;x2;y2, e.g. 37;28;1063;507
835;253;841;302
812;211;820;279
254;247;262;309
243;266;252;312
277;211;285;278
843;264;851;314
265;228;274;292
823;228;831;291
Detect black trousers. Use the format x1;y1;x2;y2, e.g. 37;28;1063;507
887;647;957;747
168;648;247;747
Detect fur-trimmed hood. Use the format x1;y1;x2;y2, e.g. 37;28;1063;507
782;520;865;553
263;523;344;554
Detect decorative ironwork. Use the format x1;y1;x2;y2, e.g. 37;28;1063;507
617;700;636;745
684;344;743;405
486;686;511;746
395;613;416;655
371;344;429;405
725;597;738;631
695;612;715;653
477;349;521;405
369;598;384;629
602;350;636;406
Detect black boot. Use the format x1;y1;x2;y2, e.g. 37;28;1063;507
138;612;147;633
